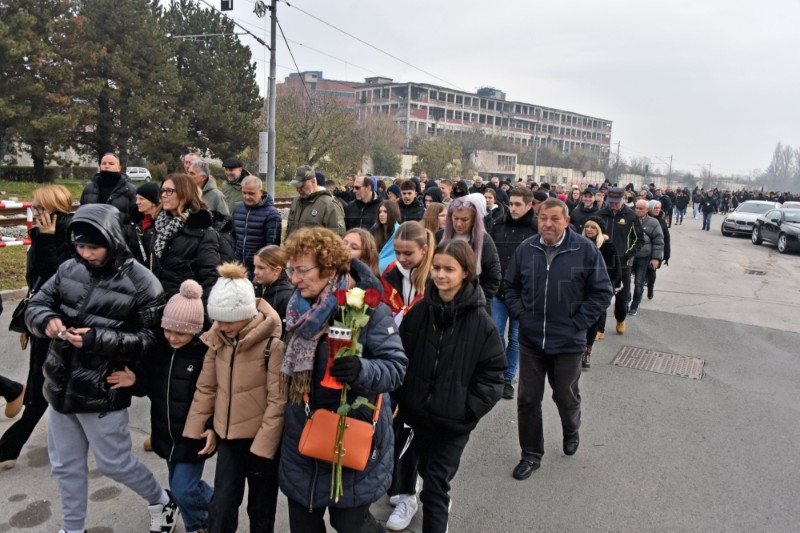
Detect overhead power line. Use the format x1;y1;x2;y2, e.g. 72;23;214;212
279;0;467;91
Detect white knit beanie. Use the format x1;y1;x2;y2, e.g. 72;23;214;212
464;192;488;218
206;263;258;322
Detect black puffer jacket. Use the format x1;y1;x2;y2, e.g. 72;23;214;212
490;207;537;299
148;336;209;463
149;210;223;303
397;279;506;434
344;194;382;230
24;212;74;405
255;272;293;339
25;204;165;414
80;171;144;263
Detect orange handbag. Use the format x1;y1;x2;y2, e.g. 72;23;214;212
298;393;383;471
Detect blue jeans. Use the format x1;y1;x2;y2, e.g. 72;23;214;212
675;207;685;224
168;461;213;532
693;202;700;219
492;296;519;382
702;211;713;230
631;257;650;308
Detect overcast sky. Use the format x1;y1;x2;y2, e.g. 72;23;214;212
224;0;800;176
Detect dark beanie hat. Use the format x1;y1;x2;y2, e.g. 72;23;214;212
136;181;161;206
315;171;326;187
71;222;108;248
387;184;401;198
585;216;606;234
533;190;549;203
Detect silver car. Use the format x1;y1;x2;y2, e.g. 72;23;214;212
721;200;780;236
126;167;151;182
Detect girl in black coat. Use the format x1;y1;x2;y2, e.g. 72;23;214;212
0;184;73;469
397;240;506;533
252;245;293;339
108;279;213;533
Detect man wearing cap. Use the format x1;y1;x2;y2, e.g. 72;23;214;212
569;188;599;233
221;157;251;212
344;175;382;230
188;159;230;216
596;187;642;335
285;165;345;238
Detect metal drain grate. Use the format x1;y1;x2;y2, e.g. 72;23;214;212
744;269;766;276
611;346;704;379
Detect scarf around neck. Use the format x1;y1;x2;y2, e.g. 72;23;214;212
281;274;346;402
153;211;186;260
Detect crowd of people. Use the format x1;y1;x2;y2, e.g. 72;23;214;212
2;156;736;533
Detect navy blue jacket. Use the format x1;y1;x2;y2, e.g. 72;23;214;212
231;193;282;272
504;229;613;354
278;259;407;510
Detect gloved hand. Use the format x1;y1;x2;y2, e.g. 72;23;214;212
330;356;362;384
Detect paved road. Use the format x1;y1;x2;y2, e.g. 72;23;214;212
1;213;799;532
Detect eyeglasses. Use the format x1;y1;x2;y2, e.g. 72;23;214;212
160;187;176;197
286;265;318;279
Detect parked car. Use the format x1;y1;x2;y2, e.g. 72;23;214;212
720;200;780;236
781;201;800;209
751;208;800;254
126;167;151;181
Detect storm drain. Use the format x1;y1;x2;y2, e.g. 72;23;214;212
744;269;766;276
611;346;704;380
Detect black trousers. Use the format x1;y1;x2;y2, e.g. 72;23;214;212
388;417;419;496
414;427;470;533
0;374;23;401
517;344;582;463
287;498;383;533
209;438;279;533
0;339;49;462
612;265;632;323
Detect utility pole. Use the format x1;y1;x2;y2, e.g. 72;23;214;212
266;0;277;198
614;141;621;185
667;155;673;188
532;135;539;182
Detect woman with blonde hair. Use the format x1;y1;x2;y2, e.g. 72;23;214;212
343;228;380;278
278;227;406;532
422;202;447;236
0;184;73;469
581;217;620;368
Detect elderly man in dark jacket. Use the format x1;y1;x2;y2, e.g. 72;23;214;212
344;175;382;230
231;176;282;276
628;199;664;315
505;198;613;481
24;204;177;533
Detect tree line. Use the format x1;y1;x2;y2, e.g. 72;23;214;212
0;0;261;180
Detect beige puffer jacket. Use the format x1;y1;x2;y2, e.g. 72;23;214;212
183;298;287;459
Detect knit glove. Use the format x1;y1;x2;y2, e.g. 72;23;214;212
330;356;362;384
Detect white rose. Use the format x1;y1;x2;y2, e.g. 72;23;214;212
346;287;366;309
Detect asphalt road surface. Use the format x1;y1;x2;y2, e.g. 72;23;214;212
1;213;799;532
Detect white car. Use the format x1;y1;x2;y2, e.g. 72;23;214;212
720;200;780;236
126;167;151;181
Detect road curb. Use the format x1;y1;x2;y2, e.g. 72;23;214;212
1;287;28;302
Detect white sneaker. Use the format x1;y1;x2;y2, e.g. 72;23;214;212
386;494;418;531
389;494;404;506
148;492;179;533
